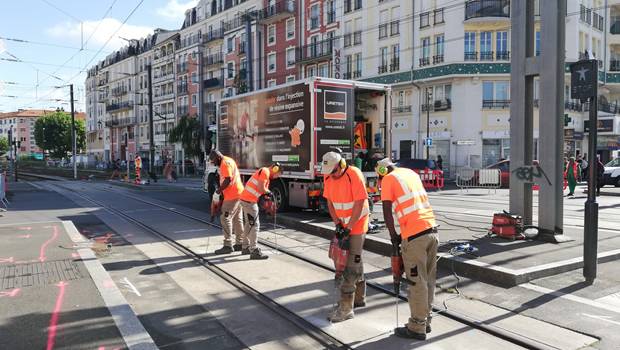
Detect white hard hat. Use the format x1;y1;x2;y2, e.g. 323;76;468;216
321;151;342;175
377;157;396;168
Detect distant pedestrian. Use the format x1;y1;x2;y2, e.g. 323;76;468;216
109;159;121;180
580;154;589;181
597;156;605;196
354;152;364;169
436;155;443;171
164;159;174;182
565;157;578;197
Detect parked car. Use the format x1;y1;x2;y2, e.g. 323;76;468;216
485;159;540;188
602;158;620;187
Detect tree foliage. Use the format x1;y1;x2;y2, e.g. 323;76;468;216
34;111;86;158
0;137;8;154
168;116;203;158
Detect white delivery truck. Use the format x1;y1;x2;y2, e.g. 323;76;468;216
204;77;392;210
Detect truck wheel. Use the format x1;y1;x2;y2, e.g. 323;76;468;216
270;180;288;211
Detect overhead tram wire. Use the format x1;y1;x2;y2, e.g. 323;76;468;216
0;36;109;53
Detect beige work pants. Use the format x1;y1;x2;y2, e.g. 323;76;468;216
240;200;259;250
401;232;439;333
220;199;244;247
340;233;366;298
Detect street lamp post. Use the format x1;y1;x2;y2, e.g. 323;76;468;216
426;88;432;160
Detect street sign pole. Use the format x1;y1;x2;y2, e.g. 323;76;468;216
571;59;599;283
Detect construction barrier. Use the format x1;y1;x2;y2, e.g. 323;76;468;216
415;169;445;190
456;167;502;190
0;172;8;209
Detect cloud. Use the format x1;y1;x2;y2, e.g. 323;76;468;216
47;18;154;51
156;0;199;21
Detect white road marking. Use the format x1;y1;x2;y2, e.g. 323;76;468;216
582;313;620;326
122;277;142;297
596;292;620;309
521;283;620;314
174;228;209;234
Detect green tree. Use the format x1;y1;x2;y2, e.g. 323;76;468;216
34;111;86;158
168;116;203;159
0;137;9;154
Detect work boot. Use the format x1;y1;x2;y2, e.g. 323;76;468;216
241;247;251;255
394;326;426;340
328;293;354;323
426;316;432;333
250;247;269;260
214;246;233;254
233;244;243;251
354;280;366;308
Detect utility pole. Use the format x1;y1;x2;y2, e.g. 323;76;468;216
147;64;156;181
70;84;77;180
244;12;255;92
426;88;431;160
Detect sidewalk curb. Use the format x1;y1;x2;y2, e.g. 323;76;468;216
62;221;158;350
276;214;620;287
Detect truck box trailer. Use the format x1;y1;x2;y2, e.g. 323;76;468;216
204;77;392;210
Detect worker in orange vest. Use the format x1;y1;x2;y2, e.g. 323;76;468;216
239;163;282;260
321;151;369;322
209;150;245;254
376;158;438;340
134;154;142;184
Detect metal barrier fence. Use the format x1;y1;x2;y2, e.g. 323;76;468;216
456;167;502;190
415;169;445;190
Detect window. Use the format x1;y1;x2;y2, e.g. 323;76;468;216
390;20;399;36
286;48;295;68
535;31;541;55
345;55;353;77
287;75;296;83
310;5;320;29
268;80;276;87
268;25;276;45
391;44;400;71
326;1;336;24
421;37;431;59
192;94;197;106
318;63;329;77
379;10;388;38
435;35;445;56
496;31;508;59
464;31;476;59
227;62;234;79
355;53;362;77
344;21;352;47
268;53;276;73
306;65;316;78
192;72;198;83
227;38;234;52
433;84;451;102
380;47;388;67
480;32;492;55
434;8;444;24
482;81;510;106
354;0;362;10
420;12;430;28
286;18;295;40
344;0;352;13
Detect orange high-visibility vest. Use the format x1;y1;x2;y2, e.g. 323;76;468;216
240;167;270;203
380;167;436;240
323;166;370;235
220;156;244;200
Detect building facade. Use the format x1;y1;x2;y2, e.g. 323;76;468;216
85;0;620;174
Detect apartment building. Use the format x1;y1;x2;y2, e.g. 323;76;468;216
0;109;51;156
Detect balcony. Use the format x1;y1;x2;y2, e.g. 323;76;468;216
378;65;388;74
565;101;584;112
419;57;430;66
611;60;620;72
259;1;295;23
343;71;362;79
204;77;224;89
464;52;478;61
153;92;175;102
206;53;224;66
204;28;224;43
390;59;400;72
111;86;128;97
238;42;246;54
433;55;444;64
223;16;246;33
392;105;412;113
177;63;188;72
106;101;132;112
496;51;510;60
465;0;510;20
593;12;604;31
153;72;174;84
580;5;592;24
480;51;494;61
482;99;510;109
434;100;452;111
177;83;188;95
295;39;333;63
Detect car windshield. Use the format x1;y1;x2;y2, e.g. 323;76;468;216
605;158;620;167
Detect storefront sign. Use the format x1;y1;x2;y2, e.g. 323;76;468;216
584;119;614;133
564;129;574;140
573;131;584;140
456;140;475;145
570;60;598;101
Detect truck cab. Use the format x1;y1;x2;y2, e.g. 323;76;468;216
603;158;620;187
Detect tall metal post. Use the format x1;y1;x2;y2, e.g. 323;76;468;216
70;84;77;180
245;14;254;92
147;64;155;178
584;77;599;283
426;88;431;160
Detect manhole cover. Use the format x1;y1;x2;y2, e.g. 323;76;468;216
1;259;84;290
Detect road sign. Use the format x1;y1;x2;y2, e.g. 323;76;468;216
425;138;433;146
570;60;598;101
456;140;475;145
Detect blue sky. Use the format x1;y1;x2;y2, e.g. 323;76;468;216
0;0;199;113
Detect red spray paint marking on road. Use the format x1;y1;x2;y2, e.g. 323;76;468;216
0;288;20;298
46;281;67;350
0;257;14;264
71;252;80;259
17;234;32;239
39;226;59;262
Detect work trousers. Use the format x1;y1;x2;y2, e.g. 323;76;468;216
340;233;366;297
401;232;439;333
240;200;259;250
220;199;244;247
